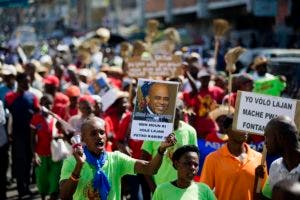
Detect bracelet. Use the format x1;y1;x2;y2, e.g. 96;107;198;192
70;174;80;182
158;147;166;156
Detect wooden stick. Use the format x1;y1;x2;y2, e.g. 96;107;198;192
41;106;75;133
213;36;220;71
256;144;267;193
228;70;232;114
128;81;134;110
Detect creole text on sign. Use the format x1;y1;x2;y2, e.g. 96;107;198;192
233;91;300;135
126;55;182;78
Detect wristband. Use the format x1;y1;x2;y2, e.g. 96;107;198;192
158;147;166;156
70;173;80;182
72;143;82;149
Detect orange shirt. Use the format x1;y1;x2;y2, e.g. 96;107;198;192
200;143;267;200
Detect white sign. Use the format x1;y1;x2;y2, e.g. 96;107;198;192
101;89;119;112
88;77;118;112
130;79;179;141
126;55;182;78
233;91;298;135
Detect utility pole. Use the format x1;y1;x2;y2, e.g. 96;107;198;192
138;0;145;29
165;0;173;24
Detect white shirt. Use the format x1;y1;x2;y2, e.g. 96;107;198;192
251;72;274;81
269;157;300;189
0;101;7;147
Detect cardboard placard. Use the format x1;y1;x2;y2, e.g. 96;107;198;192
88;77;118;112
126;55;182;78
130;79;179;141
233;91;300;135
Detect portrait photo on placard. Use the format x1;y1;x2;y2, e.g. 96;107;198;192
130;79;179;141
133;79;178;123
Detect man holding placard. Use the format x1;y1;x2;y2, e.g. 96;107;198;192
141;100;197;193
255;116;300;199
200;115;267;200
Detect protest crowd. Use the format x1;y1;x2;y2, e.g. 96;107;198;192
0;18;300;200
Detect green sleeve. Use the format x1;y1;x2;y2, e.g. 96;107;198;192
152;187;162;200
189;127;198;147
199;183;216;200
142;140;156;155
206;186;216;200
262;178;272;199
60;156;76;182
116;151;137;176
277;79;286;92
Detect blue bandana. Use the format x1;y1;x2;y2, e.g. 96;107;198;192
83;146;110;200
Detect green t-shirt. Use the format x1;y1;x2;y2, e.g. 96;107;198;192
253;76;286;96
60;151;136;200
262;178;272;199
152;182;216;200
142;121;198;185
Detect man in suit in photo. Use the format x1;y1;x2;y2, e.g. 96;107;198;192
135;82;172;122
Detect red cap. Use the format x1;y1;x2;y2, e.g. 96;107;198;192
43;75;60;87
79;95;95;106
65;85;81;97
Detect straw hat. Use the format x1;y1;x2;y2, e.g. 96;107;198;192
132;40;147;56
1;64;17;76
95;28;110;43
164;28;180;44
209;105;235;120
253;56;267;69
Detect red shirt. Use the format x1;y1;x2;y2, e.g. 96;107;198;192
30;113;55;156
205;132;228;143
64;106;79;121
108;77;122;89
192;116;217;139
183;87;222;138
103;107;126;150
198;86;224;104
116;112;143;159
52;92;70;119
222;93;237;107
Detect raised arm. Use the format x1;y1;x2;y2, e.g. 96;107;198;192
59;149;85;200
134;133;176;175
141;149;157;193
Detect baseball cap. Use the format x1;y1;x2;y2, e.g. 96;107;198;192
43;75;60;87
65;85;81;97
79;95;96;106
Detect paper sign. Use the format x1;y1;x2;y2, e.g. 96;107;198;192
233;91;300;135
130;79;179;141
126;55;182;78
88;77;118;111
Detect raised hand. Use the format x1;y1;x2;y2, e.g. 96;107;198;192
159;133;177;153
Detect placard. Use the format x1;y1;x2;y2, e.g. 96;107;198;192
88;77;118;111
130;79;179;141
126;55;182;78
233;91;300;135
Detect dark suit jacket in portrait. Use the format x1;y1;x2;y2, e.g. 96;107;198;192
133;106;171;123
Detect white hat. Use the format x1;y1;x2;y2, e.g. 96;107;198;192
1;64;17;76
78;68;92;77
197;70;210;78
57;44;69;52
40;55;53;66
